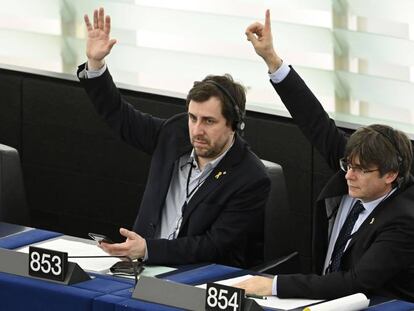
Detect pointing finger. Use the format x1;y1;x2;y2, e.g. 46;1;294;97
264;9;271;32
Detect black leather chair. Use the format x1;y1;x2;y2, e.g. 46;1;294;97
0;143;29;225
253;160;298;274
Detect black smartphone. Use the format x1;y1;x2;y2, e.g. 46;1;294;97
110;261;144;275
88;232;114;244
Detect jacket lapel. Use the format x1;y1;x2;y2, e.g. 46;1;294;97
317;171;348;201
153;116;192;224
343;188;401;252
180;136;246;226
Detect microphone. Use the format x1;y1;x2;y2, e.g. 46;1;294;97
180;159;196;170
68;255;142;286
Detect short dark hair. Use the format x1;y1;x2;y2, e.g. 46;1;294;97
186;74;246;131
345;124;413;186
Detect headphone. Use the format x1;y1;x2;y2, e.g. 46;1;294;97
370;127;403;168
204;80;245;132
369;127;405;185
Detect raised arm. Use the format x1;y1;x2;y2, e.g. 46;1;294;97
80;7;164;155
84;7;117;70
245;9;282;73
246;10;347;169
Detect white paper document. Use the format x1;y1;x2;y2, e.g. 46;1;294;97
198;274;323;310
18;237;121;273
303;293;369;311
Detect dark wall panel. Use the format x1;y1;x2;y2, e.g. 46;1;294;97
0;70;22;150
245;116;314;272
0;68;340;272
21;77;148;238
19;76;187;241
24;165;142;241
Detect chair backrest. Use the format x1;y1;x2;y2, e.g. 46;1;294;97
261;160;292;262
0;143;29;225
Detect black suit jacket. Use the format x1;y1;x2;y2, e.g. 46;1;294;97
78;64;270;268
271;67;414;301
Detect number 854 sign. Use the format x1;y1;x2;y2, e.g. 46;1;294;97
205;283;245;311
28;246;68;282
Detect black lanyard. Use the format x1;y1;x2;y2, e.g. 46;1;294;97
186;163;199;199
185;162;208;201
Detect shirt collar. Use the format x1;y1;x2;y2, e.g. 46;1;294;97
357;187;397;213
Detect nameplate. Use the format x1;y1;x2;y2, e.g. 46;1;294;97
28;246;68;282
0;247;90;285
132;276;263;311
133;276;206;310
205;282;244;311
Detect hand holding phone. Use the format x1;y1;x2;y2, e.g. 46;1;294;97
88;232;114;244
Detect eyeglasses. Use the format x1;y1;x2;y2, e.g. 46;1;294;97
339;158;379;175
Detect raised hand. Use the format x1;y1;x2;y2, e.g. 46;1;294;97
84;7;117;70
245;10;282;73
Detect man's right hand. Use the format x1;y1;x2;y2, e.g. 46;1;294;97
245;10;282;73
84;7;117;70
99;228;147;260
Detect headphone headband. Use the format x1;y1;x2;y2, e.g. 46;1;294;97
204;80;245;132
368;126;405;187
370;127;403;165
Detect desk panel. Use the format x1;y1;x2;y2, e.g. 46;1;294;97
366;300;414;310
92;294;127;311
114;298;182;311
0;224;412;311
0;228;61;249
73;276;133;294
162;263;243;285
0;272;101;311
0;222;30;238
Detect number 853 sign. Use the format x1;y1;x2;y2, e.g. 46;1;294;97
28;246;68;282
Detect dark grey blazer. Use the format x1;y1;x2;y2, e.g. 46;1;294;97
272;67;414;301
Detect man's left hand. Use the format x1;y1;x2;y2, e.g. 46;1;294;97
233;275;273;296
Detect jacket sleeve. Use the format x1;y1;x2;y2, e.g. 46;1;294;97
277;212;414;299
77;63;164;154
270;67;347;171
145;175;270;266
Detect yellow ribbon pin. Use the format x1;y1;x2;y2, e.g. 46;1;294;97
215;171;227;179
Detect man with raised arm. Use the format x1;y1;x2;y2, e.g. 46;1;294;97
236;10;414;301
77;8;270;268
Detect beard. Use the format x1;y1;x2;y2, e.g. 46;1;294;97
192;137;223;159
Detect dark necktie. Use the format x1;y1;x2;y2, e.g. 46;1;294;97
329;200;365;272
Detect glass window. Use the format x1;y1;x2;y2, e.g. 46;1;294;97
1;0;413;136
